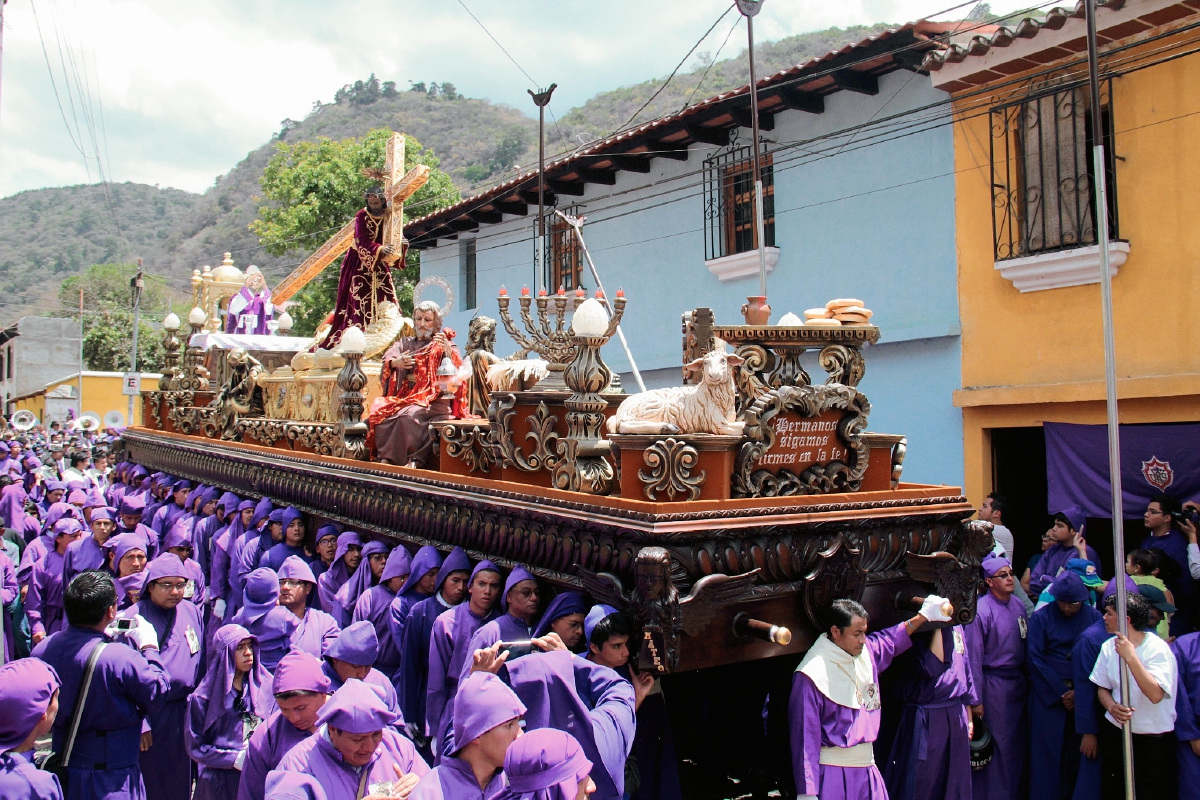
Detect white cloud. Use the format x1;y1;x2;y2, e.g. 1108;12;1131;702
0;0;1043;198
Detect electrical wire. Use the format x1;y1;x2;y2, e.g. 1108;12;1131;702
682;15;743;111
457;0;539;88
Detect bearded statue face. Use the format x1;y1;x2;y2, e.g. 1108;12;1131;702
245;273;265;293
413;307;441;340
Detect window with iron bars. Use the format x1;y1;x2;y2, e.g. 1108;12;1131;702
545;210;585;292
991;79;1118;262
703;145;775;261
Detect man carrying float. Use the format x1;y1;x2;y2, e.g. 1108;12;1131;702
789;595;953;800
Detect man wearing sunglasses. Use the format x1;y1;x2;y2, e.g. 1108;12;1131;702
966;555;1029;800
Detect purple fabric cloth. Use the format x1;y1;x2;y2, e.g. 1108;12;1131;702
27;549;69;637
398;546;442;597
0;552;17;662
32;625;171;800
789;624;912;800
263;771;327;800
398;548;471;729
388;547;441;653
966;592;1029;800
500;566;535;613
491;723;594;800
533;592;587;640
425;596;500;749
0;483;29;532
502;650;636;800
1045;421;1200;519
226;283;273;335
1140;528;1194;634
332;540;387;627
276;726;429;800
409;754;505;800
1071;618;1111;800
316;532;362;615
450;672;525;755
240;713;316;800
261;542;311;573
0;751;63;800
380;545;413;584
354;584;402;677
317;678;398;733
0;657;61;750
290;608;341;660
64;532;112;585
194;624;275;737
1028;543;1102;597
459;613;535;685
1172;632;1200;800
312;207;399;351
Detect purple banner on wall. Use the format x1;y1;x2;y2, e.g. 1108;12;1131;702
1044;422;1200;518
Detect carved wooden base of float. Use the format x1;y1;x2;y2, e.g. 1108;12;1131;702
120;427;990;672
608;434;741;502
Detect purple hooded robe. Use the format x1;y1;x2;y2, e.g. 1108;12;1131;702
0;550;17;661
234;569;299;672
353;545;412;678
0;658;64;800
1172;632;1200;800
321;620;402;716
387;546;442;652
491;728;594;800
316;531;361;615
332;540;387;627
278;556;341;658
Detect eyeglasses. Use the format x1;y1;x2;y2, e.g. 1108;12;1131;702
990;570;1015;579
154;580;188;592
280;579;307;589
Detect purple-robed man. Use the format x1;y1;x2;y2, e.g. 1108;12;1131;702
1172;631;1200;800
316;530;361;615
333;539;387;627
234;568;298;672
162;518;207;608
0;657;64;800
459;566;540;685
491;728;594;800
1028;507;1100;597
210;499;256;623
410;671;524;800
64;508;118;585
33;577;173;800
278;556;341;658
239;651;332;800
274;679;430;800
19;502;81;587
426;561;502;756
388;546;443;652
321;620;402;716
964;555;1028;800
1027;571;1103;800
354;545;413;678
230;499;276;618
121;554;204;800
499;648;636;800
790;596;954;800
194;492;238;584
259;507;310;572
400;547;472;739
185;625;275;800
0;550;17;661
28;518;85;641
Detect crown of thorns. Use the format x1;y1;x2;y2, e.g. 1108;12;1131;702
362;167;388;199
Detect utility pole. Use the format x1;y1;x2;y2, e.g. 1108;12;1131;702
128;259;143;427
1083;2;1133;796
529;84;557;291
736;0;768;300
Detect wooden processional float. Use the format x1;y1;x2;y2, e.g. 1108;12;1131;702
129;134;991;675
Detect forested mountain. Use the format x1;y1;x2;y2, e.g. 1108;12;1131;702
0;22;899;324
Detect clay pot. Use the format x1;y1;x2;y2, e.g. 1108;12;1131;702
741;296;771;325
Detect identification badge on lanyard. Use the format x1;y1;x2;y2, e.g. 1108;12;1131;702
860;682;881;711
369;782;395;798
184;579;195;600
1018;616;1028;639
953;628;966;655
185;625;201;655
243;714;262;743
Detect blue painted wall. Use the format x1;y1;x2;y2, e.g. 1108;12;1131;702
420;70;964;488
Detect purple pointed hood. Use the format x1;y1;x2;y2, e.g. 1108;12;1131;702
398;545;443;596
496;727;593;800
0;657;61;751
322;620;378;666
450;671;526;755
195;624;275;735
434;547;473;595
335;540;388;610
316;678;397;733
533;592;588;639
380;544;413;584
501;565;537;612
239;568;281;622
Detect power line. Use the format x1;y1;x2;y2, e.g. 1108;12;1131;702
457;0;539;88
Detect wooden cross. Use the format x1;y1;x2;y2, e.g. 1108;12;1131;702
272;132;430;304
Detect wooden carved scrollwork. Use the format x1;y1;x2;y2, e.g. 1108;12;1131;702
818;344;866;387
733;384;871;498
170;405;218;436
802;533;868;631
638;438;705;501
489;394;561;472
438;423;495;473
237;418;288;447
285;423;341;456
891;437;907;489
732;344;772;417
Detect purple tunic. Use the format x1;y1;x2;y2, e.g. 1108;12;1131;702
0;551;17;661
458;613;534;685
32;626;172;800
1028;543;1101;597
239;712;314;800
965;593;1028;800
319;660;401;717
354;584;402;678
401;594;455;737
1071;618;1110;800
236;606;299;673
275;727;429;800
0;751;64;800
790;624;910;800
289;608;341;659
28;548;68;638
186;680;272;800
409;754;504;800
64;535;108;585
1172;632;1200;800
425;603;498;748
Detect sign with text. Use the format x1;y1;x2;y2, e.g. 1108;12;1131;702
121;373;141;396
758;410;847;472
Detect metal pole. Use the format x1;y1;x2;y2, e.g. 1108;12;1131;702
556;210;646;392
736;0;768;298
529;84;557;293
128;260;143;427
1083;1;1133;796
78;288;84;420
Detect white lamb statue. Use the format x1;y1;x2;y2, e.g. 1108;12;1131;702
606;349;745;436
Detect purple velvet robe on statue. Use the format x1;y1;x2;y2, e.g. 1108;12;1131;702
966;592;1029;800
315;208;398;351
276;728;428;800
1172;632;1200;800
790;624;910;800
32;626;172;800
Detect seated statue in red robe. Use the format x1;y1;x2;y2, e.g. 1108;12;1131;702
367;301;471;467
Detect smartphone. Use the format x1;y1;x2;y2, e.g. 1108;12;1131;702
114;618;137;631
498;640;536;659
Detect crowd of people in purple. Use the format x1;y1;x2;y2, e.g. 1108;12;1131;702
1;425;1200;800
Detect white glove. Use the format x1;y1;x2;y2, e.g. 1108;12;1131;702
213;599;227;620
919;594;953;623
125;614;160;651
233;747;246;771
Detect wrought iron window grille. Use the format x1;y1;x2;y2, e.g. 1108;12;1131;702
990;78;1119;262
703;140;776;262
544;205;585;292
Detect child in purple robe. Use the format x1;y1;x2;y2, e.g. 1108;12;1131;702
122;554;205;800
426;561;502;758
965;555;1029;800
1028;507;1101;597
411;671;524;800
186;624;276;800
260;507;313;572
163;518;208;608
401;547;472;744
278;556;340;658
459;566;540;684
353;544;412;678
27;518;84;644
316;530;361;614
234;568;299;672
310;525;339;583
0;657;64;800
321;620;402;715
491;721;596;800
239;651;331;800
332;539;388;627
275;679;430;799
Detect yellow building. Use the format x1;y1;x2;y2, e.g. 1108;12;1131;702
12;371;161;428
924;0;1200;565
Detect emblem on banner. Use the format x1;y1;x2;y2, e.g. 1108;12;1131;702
1141;456;1174;491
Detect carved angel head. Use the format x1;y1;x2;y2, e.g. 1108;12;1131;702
635;547;673;603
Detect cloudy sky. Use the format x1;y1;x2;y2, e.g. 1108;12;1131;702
0;0;1038;198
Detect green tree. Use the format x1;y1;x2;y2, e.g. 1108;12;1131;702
56;263;172;372
251;128;460;335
